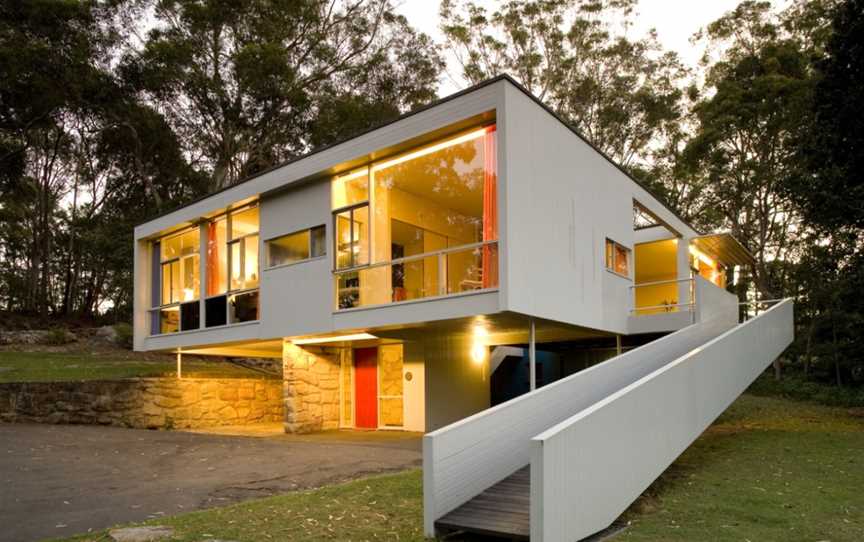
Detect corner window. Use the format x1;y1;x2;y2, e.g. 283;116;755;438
605;238;630;277
266;225;326;268
152;227;200;334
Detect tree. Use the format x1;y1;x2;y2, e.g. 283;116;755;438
782;0;864;386
124;0;443;189
440;0;687;169
678;1;816;302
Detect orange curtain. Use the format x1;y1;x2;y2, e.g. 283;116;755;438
206;221;218;296
482;126;498;288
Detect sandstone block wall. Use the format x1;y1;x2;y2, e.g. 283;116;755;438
282;342;343;433
0;377;283;429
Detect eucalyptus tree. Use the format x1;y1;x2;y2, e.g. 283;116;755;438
439;0;687;169
125;0;443;189
679;1;819;301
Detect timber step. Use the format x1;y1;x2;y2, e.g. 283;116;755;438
435;466;530;540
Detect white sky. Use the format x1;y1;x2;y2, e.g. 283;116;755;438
395;0;791;95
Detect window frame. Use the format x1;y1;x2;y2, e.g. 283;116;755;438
204;203;260;328
265;225;327;270
151;226;201;335
332;201;370;272
605;238;631;279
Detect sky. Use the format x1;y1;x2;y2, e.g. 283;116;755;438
395;0;791;95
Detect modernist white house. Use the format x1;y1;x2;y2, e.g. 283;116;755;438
134;75;793;540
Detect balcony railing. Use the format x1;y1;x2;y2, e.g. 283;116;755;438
629;277;695;316
334;240;498;310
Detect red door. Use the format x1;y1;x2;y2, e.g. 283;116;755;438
354;347;378;429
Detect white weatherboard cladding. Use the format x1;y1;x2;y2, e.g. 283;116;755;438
422;313;736;536
259;181;332;338
500;84;697;333
531;299;794;542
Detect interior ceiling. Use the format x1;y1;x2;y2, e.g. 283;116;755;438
693;233;755;267
378;139;485;219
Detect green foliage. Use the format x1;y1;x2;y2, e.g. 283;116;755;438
0;0;443;322
124;0;443;189
45;328;74;346
113;323;134;350
748;371;864;408
440;0;687;168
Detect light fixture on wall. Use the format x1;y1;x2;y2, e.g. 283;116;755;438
470;326;489;365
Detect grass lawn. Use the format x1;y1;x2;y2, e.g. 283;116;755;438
0;351;270;382
50;393;864;542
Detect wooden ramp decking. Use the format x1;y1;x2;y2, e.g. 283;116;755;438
435;466;530;540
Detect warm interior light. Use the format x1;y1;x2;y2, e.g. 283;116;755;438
182;288;195;302
372;127;489;173
335;168;368;182
689;245;716;267
292;332;377;345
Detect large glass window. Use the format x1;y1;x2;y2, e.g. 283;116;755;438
150;204;260;335
267;225;326;268
205;205;260;327
332;125;498;309
153;227;200;334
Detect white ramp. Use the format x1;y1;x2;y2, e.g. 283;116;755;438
424;299;794;540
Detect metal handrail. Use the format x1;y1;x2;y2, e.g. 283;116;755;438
333;239;498;274
629;277;694;289
738;299;785;306
629;277;695;314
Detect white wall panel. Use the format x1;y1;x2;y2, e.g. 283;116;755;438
423;315;735;535
531;299;794;542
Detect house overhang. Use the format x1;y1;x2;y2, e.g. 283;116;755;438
691;233;755;267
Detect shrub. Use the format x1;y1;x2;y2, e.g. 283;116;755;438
113;322;134;350
45;328;74;346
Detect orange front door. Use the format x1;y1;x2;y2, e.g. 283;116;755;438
354;347;378;429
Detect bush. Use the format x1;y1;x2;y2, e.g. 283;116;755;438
748;371;864;408
45;328;75;346
113;322;134;350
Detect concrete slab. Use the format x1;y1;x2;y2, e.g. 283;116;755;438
0;422;421;542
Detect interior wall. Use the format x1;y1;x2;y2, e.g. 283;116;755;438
634;239;680;313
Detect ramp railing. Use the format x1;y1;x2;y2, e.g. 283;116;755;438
529;298;793;542
422;314;737;536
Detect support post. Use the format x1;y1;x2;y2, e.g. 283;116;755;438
176;349;182;379
529;318;536;391
616;334;622;356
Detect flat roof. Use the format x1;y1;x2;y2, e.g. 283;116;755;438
136;74;699;237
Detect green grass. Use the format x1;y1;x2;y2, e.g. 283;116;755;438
56;469;425;542
620;394;864;541
0;351;269;382
49;394;864;542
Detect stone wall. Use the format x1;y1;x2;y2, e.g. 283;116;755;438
0;377;282;429
282;342;342;433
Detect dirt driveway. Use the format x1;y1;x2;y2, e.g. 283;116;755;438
0;423;421;542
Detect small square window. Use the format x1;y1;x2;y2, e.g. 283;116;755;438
605;239;630;277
